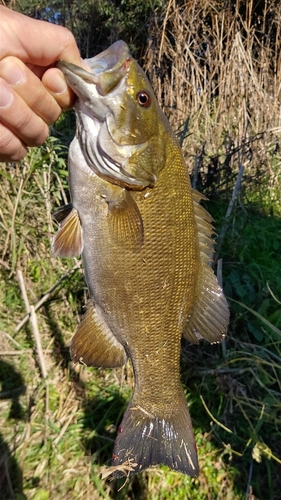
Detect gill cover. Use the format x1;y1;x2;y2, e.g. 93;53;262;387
57;41;167;190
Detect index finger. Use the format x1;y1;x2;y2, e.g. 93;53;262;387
0;7;81;67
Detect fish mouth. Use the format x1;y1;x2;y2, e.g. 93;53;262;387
56;40;130;97
57;41;154;189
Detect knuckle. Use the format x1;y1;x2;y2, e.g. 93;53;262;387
34;124;49;146
30;86;60;124
3;104;49;147
0;125;27;161
53;91;74;112
60;26;76;52
24;119;49;146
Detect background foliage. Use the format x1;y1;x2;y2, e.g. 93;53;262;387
1;1;281;499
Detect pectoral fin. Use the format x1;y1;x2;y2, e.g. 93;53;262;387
107;189;144;251
70;304;127;368
52;204;83;257
52;203;73;223
183;263;229;344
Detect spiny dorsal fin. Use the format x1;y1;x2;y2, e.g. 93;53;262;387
70;304;127;368
52;205;83;257
183;190;229;344
107;189;144;251
192;188;214;265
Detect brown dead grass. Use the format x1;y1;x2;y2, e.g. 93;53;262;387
144;0;281;200
1;1;281;499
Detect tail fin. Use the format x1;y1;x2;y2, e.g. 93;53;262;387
111;397;199;478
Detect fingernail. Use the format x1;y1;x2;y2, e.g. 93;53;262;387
1;60;24;86
0;82;13;108
47;74;67;95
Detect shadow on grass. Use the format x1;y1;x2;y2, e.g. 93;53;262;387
0;359;27;500
43;301;71;367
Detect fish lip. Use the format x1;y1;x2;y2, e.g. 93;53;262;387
56;40;130;96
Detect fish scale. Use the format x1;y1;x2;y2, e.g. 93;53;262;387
53;40;229;477
128;148;197;409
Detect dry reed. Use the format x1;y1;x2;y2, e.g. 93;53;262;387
145;0;281;200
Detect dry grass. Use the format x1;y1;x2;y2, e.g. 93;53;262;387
1;1;281;499
1;147;237;499
144;0;281;205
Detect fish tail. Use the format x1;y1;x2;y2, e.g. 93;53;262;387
111;396;199;478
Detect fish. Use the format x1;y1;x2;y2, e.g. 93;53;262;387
52;40;229;478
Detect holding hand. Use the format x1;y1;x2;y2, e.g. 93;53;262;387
0;6;83;161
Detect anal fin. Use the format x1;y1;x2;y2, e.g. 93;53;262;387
52;204;83;257
183;263;229;344
70;304;127;368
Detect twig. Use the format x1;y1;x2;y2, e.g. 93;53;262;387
15;263;81;332
232;337;281;363
52;412;76;446
229;297;281;336
9;164;26;277
0;329;22;349
192;143;205;190
101;461;138;481
199;367;253;375
0;258;10;270
200;394;233;434
214;163;245;265
0;349;53;356
17;270;47;379
30;306;47;379
54;171;69;205
43;169;53;235
267;282;281;305
17;269;30;314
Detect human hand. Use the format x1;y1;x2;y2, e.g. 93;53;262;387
0;6;83;161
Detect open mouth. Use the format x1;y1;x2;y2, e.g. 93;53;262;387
56;41;130;96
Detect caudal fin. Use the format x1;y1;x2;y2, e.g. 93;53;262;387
111;397;199;478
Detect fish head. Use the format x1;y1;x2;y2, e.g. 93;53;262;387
57;41;170;189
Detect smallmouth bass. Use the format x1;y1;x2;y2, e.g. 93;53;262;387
53;41;229;478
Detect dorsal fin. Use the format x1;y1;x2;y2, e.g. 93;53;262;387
182;190;229;344
183;264;229;344
192;189;214;265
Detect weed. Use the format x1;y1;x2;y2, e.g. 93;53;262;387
1;1;281;499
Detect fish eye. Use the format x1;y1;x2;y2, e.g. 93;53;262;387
136;90;151;108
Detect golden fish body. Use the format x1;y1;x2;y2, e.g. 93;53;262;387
53;41;229;477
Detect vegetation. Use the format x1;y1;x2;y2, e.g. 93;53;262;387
1;1;280;499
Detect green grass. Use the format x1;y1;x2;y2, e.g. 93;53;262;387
1;135;280;500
